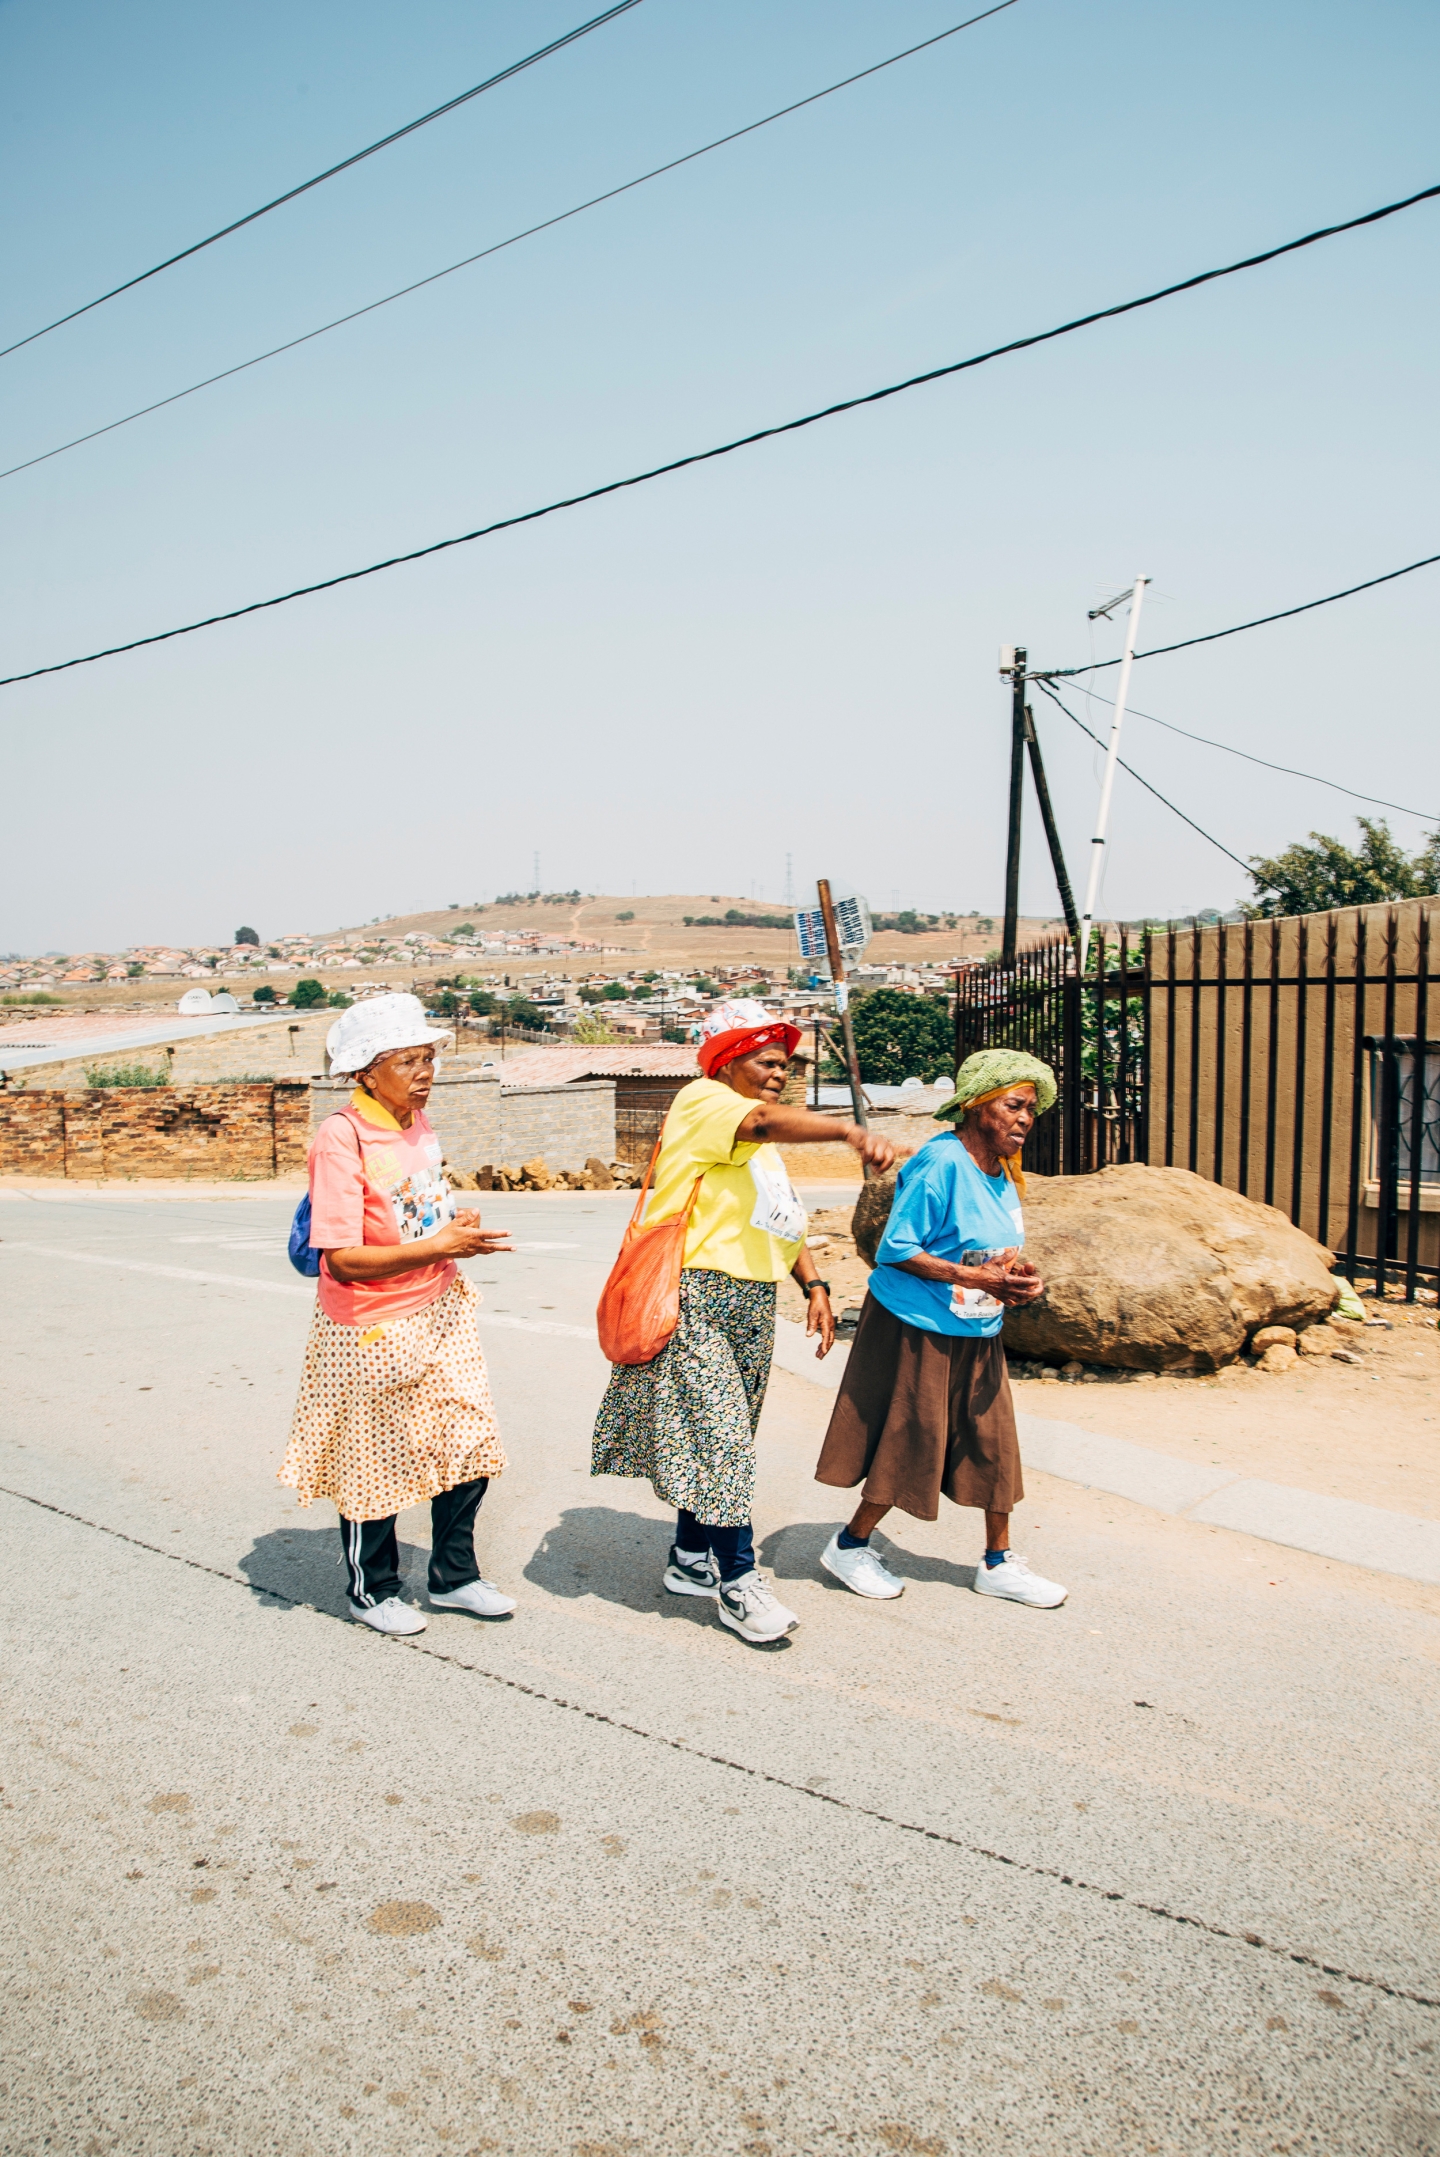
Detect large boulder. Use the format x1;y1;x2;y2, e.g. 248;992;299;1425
850;1162;1337;1372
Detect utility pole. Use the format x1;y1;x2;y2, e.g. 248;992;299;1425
1079;576;1148;968
999;646;1027;966
1023;705;1080;942
816;878;870;1170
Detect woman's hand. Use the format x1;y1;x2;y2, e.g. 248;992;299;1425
846;1125;896;1173
432;1209;513;1260
960;1250;1043;1305
804;1284;837;1358
324;1209;512;1282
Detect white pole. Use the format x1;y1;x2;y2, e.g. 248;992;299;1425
1079;574;1148;970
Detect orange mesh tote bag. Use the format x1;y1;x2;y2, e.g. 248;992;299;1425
596;1139;705;1366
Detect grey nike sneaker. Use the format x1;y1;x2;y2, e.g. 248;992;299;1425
663;1544;720;1599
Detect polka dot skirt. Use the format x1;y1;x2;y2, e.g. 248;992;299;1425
279;1272;505;1522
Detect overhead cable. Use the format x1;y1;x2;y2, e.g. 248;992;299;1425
0;0;646;363
0;1;1020;485
5;177;1439;692
1070;679;1439;825
1041;548;1440;677
1031;680;1253;872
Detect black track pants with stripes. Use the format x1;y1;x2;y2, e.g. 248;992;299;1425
339;1477;489;1606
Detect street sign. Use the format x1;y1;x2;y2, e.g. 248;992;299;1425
794;885;871;964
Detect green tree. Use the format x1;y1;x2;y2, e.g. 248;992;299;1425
252;985;277;1004
601;981;628;1001
234;926;259;946
290;978;327;1008
506;997;545;1028
633;984;653;1000
468;988;497;1016
1247;818;1438;917
579;984;605;1004
848;989;953;1085
573;1008;619;1045
326;990;352;1008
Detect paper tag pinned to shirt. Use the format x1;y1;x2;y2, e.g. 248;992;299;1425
748;1157;807;1244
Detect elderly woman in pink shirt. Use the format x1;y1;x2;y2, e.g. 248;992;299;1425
279;994;513;1635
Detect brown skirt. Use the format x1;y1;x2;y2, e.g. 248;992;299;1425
814;1292;1023;1521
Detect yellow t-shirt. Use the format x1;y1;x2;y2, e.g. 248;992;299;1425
641;1077;808;1282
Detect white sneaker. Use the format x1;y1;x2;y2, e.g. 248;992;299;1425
348;1595;426;1635
971;1552;1067;1608
428;1577;517;1618
716;1570;798;1644
664;1545;720;1599
820;1531;904;1600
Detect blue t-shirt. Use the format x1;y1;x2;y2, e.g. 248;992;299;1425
868;1131;1025;1338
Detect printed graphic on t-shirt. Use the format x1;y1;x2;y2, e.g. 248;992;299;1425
748;1156;807;1244
362;1131;454;1244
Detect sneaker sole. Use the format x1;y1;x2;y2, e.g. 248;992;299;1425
820;1547;904;1599
972;1580;1067;1608
350;1612;427;1634
663;1569;719;1600
716;1602;797;1645
427;1598;516;1618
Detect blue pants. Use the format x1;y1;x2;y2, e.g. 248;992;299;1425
677;1508;755;1584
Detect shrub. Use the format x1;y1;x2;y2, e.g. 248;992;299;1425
1;991;63;1004
289;978;327;1009
616;910;635;922
253;985;277;1004
572;1010;619;1045
326;991;352;1008
85;1063;166;1088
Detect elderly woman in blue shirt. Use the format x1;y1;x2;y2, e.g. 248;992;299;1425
813;1048;1067;1609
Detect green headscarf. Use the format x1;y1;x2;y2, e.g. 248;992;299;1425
933;1048;1057;1123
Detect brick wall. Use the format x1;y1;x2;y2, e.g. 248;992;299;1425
0;1082;311;1179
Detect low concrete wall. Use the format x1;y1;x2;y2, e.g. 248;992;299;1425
309;1075;616;1172
0;1083;310;1179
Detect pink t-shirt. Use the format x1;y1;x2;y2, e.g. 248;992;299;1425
309;1093;457;1327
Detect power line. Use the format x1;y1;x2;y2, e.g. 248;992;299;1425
0;0;646;364
5;177;1439;693
0;1;1019;486
1031;680;1252;872
1068;679;1439;825
1041;548;1440;677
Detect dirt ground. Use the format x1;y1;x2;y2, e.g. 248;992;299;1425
780;1204;1440;1522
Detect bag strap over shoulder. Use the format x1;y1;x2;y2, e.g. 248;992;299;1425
626;1132;705;1237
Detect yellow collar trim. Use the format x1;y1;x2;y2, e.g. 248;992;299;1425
349;1087;403;1131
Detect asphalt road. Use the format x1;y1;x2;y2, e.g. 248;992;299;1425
2;1185;1438;2156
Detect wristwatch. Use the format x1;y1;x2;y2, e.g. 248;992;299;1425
803;1278;831;1296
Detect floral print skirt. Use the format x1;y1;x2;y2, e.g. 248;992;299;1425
279;1272;505;1522
590;1268;776;1526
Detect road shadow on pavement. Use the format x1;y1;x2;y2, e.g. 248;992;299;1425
237;1525;429;1618
760;1517;978;1592
525;1505;714;1627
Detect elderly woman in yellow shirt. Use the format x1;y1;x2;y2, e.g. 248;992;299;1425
591;1001;895;1645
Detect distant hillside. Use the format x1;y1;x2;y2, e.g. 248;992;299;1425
325;894;1064;973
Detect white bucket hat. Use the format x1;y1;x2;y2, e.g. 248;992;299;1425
326;992;453;1076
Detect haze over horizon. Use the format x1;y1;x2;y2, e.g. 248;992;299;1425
3;0;1436;954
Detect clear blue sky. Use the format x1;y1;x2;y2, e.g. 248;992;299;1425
2;0;1437;952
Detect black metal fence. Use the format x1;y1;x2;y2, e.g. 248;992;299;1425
953;898;1439;1300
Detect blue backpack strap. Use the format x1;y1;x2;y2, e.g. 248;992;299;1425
287;1103;363;1278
